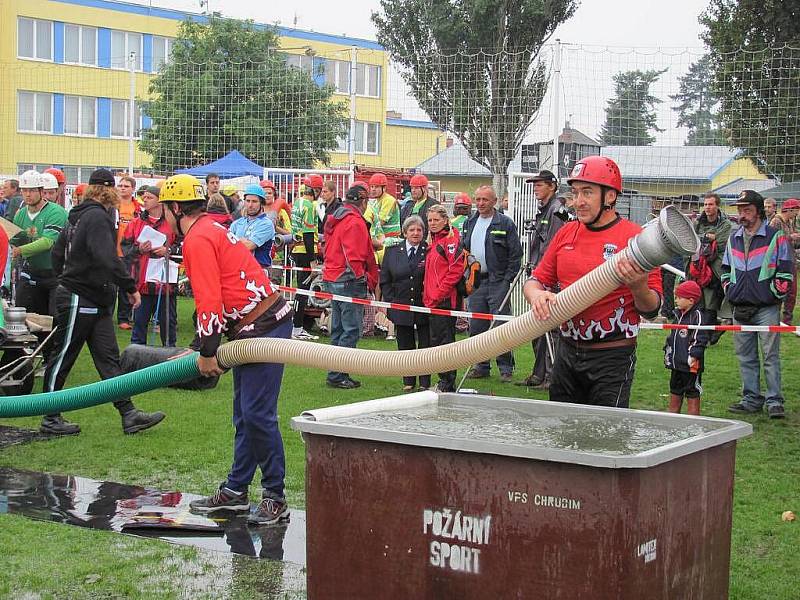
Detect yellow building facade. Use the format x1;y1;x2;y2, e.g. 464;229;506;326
0;0;443;182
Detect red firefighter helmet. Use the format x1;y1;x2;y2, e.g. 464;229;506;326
454;192;472;206
409;173;429;188
259;179;276;191
566;156;622;193
303;174;324;189
368;173;388;187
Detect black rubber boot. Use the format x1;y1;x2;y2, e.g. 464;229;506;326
40;414;81;436
121;409;166;435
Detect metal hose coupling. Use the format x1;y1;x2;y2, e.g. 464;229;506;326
216;206;699;375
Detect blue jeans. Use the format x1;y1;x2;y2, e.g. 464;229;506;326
131;293;177;347
226;319;291;499
325;279;366;383
467;280;515;375
733;304;783;409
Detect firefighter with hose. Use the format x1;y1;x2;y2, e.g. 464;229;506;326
524;156;662;408
159;174;294;526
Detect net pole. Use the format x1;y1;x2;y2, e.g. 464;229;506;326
550;39;562;175
348;46;357;175
128;50;136;175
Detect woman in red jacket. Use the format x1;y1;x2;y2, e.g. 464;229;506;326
423;204;465;392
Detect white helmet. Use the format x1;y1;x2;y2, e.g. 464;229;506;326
19;170;43;189
40;172;59;190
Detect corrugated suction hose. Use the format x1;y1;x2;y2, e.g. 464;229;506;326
0;207;698;419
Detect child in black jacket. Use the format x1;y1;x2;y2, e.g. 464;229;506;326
664;280;710;415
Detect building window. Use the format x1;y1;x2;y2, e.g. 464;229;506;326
337;121;380;155
17;91;52;133
323;59;351;94
285;53;321;77
322;61;380;97
64;96;96;136
18;17;52;61
354;63;380;97
111;100;142;138
111;30;143;70
64;24;97;66
152;36;173;71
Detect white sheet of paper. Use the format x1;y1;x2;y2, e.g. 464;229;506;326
145;258;179;284
137;225;167;248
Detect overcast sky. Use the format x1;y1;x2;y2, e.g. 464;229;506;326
131;0;710;48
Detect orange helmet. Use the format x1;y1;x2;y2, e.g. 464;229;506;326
74;183;88;197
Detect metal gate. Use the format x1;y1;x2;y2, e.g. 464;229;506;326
263;167;353;201
506;172;539;315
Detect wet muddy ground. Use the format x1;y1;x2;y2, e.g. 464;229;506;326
0;425;308;597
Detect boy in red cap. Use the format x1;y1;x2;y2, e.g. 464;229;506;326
663;280;709;415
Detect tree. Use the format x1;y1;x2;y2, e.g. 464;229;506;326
670;55;727;146
701;0;800;181
140;17;348;172
599;69;666;146
372;0;578;197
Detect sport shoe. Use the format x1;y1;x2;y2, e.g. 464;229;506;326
121;409;166;434
247;495;290;526
767;405;785;419
500;373;514;383
190;486;250;513
386;335;396;341
465;368;489;379
292;328;319;341
728;402;761;415
532;379;551;390
40;414;81;435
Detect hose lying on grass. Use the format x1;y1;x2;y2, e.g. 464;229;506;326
0;206;698;419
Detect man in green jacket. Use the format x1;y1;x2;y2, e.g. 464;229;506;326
10;170;68;317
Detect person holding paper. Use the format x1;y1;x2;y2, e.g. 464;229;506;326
121;185;178;346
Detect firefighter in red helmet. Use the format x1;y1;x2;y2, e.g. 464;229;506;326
523;155;662;408
400;173;437;233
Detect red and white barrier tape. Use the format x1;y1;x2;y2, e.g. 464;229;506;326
269;265;322;273
279;285;800;333
278;285;513;322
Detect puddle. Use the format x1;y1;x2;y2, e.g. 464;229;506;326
0;467;306;564
0;425;52;450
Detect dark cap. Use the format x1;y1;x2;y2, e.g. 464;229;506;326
88;168;116;187
526;169;557;184
733;189;764;209
143;185;160;197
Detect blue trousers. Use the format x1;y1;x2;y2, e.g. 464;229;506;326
325;279;366;383
226;319;291;499
131;292;177;347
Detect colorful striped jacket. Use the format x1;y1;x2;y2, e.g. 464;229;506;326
721;221;794;306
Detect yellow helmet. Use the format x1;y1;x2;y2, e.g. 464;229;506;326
160;174;205;203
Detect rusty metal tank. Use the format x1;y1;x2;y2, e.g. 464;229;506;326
291;391;752;600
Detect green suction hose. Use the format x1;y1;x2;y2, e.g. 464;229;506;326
0;354;200;418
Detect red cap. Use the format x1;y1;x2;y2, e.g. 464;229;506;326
782;198;800;209
675;280;702;303
260;179;276;191
303;174;324;189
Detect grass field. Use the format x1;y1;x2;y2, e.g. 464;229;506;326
0;297;798;598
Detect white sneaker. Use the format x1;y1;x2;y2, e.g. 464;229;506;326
292;328;319;340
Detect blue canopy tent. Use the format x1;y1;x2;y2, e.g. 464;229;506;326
176;150;265;178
